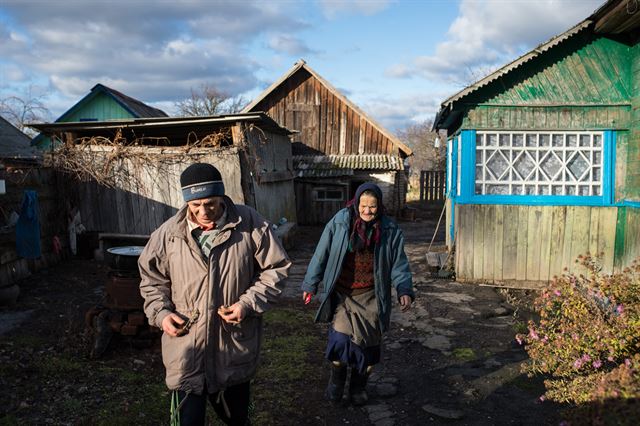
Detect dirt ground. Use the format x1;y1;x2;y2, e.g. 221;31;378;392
0;202;564;425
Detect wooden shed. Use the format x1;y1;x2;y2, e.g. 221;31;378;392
31;113;297;236
243;60;413;225
433;0;639;287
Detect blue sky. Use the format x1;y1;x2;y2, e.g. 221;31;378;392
0;0;604;132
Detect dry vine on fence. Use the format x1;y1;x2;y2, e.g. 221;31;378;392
44;128;239;194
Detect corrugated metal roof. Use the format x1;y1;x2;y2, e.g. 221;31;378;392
293;154;403;178
439;20;592;110
433;0;640;132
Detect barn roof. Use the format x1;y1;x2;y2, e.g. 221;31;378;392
243;60;413;157
293;154;404;178
433;0;640;131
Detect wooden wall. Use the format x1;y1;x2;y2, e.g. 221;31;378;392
76;147;245;236
454;204;620;288
629;42;640;201
242;127;297;224
250;68;400;157
0;166;68;286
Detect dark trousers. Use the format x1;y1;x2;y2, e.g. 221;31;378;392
176;381;250;426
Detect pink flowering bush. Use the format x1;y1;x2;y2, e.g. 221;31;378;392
517;255;640;421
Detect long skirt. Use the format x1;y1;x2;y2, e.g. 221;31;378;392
325;289;381;374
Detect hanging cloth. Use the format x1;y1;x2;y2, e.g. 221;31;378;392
15;190;41;259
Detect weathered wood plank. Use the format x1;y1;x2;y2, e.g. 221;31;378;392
502;205;518;280
526;207;542;281
457;205;474;280
473;205;484;281
598;207;617;274
549;206;567;279
493;204;504;282
562;205;576;273
538;206;553;283
589;207;601;258
516;206;529;280
483;205;495;282
571;206;592;274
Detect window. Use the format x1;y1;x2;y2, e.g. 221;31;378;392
449;130;615;205
314;188;345;201
476;131;603;196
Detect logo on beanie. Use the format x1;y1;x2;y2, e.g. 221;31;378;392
190;186;206;194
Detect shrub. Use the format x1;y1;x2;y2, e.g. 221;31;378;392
517;255;640;421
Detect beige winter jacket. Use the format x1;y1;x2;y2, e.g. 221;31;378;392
138;197;291;394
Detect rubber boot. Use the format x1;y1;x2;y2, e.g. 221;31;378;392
325;362;347;403
349;367;371;406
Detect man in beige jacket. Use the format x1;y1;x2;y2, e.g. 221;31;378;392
139;163;291;426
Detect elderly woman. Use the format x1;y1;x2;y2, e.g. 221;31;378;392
302;182;414;406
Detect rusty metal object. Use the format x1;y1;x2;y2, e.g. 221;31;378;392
104;273;145;311
85;245;160;358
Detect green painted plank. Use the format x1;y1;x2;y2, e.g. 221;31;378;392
614;206;627;270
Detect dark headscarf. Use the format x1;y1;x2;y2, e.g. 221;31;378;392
345;183;385;252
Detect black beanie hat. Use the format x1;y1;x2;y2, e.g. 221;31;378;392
180;163;225;202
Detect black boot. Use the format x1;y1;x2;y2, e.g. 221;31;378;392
325;363;347;403
349;368;370;406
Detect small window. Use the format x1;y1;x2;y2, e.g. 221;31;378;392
314;188;344;201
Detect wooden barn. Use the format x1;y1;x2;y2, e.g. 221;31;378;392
243;60;412;225
433;0;640;287
30;113;297;238
33;83;168;149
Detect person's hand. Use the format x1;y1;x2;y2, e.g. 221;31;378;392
161;313;185;337
302;291;312;305
218;302;247;325
399;295;412;312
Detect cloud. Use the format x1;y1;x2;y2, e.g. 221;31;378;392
359;91;446;132
317;0;393;19
268;34;319;56
387;0;603;85
0;0;308;114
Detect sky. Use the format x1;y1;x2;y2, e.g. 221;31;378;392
0;0;605;133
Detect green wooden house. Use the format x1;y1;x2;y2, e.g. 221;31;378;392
33;83;167;149
433;0;639;287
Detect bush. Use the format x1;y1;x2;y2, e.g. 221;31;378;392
517;255;640;422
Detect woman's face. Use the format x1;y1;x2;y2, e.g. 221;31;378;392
358;193;378;222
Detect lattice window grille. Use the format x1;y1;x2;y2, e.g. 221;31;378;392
475;132;603;196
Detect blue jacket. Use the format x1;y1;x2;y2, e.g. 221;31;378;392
301;208;414;332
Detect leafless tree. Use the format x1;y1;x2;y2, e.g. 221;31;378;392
398;119;446;178
0;86;51;137
174;84;246;117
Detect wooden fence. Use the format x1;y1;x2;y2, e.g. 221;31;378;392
419;170;446;202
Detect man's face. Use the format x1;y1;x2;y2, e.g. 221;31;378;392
187;197;224;226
